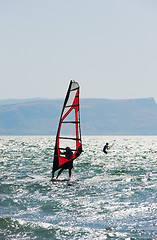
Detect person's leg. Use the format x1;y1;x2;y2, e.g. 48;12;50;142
56;168;64;179
51;172;54;180
68;168;72;179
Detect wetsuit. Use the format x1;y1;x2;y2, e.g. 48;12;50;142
103;144;109;154
62;147;73;169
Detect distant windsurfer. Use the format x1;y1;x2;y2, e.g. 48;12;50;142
103;143;110;154
56;147;73;179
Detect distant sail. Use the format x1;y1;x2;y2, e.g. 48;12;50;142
52;80;82;177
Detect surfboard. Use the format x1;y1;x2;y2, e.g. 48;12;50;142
51;178;77;186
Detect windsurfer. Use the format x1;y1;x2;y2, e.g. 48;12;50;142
103;143;110;154
51;81;82;181
56;147;73;179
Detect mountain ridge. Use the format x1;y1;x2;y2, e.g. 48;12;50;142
0;97;157;135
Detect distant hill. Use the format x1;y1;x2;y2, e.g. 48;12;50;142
0;98;157;135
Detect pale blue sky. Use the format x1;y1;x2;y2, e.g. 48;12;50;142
0;0;157;101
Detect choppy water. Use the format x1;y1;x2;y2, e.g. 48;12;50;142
0;136;157;240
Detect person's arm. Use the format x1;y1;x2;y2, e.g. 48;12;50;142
60;150;66;155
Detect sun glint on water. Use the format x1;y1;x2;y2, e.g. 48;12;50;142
0;136;157;240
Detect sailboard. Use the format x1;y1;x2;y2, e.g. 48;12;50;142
52;80;82;178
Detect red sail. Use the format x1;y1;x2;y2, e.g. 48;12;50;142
52;80;82;176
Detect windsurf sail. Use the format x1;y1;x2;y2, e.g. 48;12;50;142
52;80;82;178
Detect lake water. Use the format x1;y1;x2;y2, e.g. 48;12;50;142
0;136;157;240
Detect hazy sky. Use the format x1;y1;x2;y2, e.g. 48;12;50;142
0;0;157;101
